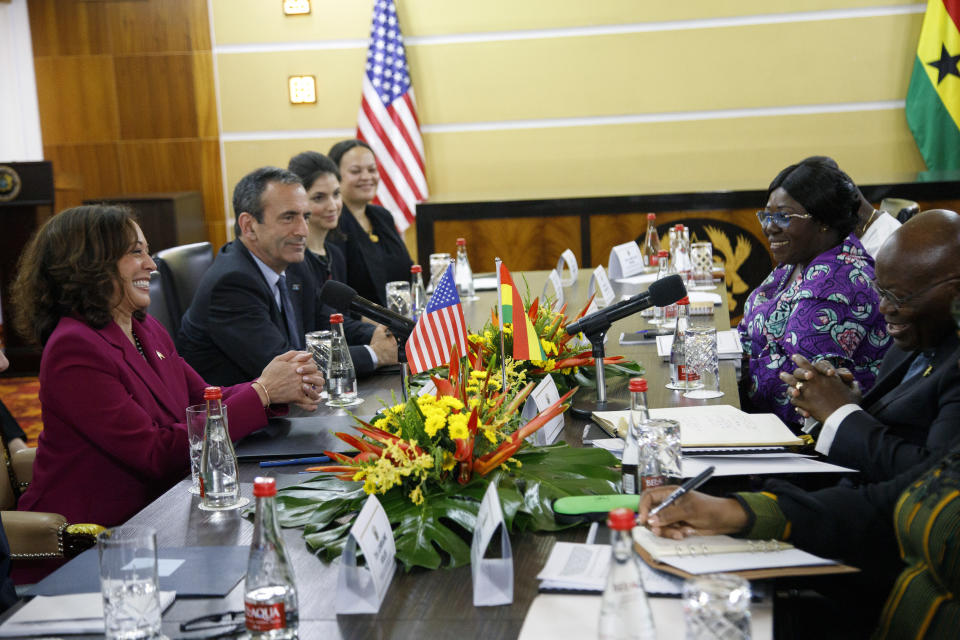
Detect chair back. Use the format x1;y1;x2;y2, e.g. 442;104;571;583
147;270;178;337
155;241;214;322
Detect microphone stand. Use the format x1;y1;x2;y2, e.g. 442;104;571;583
390;327;414;402
570;320;630;418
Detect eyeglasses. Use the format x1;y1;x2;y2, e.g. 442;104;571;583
868;276;960;310
756;210;813;228
180;610;245;634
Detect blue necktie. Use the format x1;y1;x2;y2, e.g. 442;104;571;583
278;274;302;349
902;351;933;383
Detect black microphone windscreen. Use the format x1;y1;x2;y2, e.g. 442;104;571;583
319;280;357;312
647;274;687;307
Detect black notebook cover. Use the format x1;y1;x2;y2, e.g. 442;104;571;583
234;414;371;461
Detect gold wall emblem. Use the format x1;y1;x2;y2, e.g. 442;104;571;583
0;166;21;203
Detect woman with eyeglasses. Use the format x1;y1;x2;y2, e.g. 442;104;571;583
737;157;890;429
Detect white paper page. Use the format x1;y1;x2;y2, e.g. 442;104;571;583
615;271;659;285
665;548;836;574
655;331;743;360
0;591;175;637
646;406;804;447
473;276;498;291
537;542;610;589
687;291;723;305
682;456;855;477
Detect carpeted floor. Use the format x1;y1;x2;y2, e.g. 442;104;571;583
0;377;42;447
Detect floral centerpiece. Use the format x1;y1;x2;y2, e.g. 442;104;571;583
272;349;620;570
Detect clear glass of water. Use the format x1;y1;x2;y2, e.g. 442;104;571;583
305;330;332;399
690;242;715;290
98;526;162;640
683;573;752;639
428;253;451;292
385;281;412;318
683;326;724;399
184;405;206;495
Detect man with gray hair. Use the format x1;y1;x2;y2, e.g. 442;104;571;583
178;166;395;386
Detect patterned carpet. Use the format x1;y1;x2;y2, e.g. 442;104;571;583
0;377;42;447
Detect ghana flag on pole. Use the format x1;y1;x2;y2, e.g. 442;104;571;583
905;0;960;171
497;262;545;361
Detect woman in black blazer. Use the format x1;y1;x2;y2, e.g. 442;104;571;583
327;139;413;306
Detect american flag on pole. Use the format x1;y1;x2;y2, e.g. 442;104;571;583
357;0;427;232
405;265;467;374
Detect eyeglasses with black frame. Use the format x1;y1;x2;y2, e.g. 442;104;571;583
755;209;813;228
179;610;245;634
868;276;960;311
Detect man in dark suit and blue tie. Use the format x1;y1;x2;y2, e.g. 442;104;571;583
178;167;395;386
785;209;960;482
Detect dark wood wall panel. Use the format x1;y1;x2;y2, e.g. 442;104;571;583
434;215;580;273
28;0;225;245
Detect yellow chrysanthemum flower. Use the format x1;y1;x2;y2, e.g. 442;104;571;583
439;396;464;412
447;413;469;440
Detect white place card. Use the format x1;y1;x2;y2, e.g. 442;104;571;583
588;265;615;308
522;374;563;446
556;249;579;286
608;241;645;280
542;269;564;311
336;495;396;614
417;378;438;397
471;481;514;607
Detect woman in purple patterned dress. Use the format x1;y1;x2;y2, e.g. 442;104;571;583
738;157;890;429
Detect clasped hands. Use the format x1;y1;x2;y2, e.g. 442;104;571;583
778;354;862;422
257;350;325;411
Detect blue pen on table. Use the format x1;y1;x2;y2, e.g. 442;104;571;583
259;455;330;468
647;465;715;518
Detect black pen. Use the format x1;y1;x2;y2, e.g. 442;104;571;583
648;465;715;517
259;455;330;467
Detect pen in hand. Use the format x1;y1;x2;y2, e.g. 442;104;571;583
647;465;715;518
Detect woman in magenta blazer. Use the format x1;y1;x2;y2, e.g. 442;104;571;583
11;205;324;526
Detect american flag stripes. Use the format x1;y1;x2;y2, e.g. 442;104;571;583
357;0;427;232
405;265;467;374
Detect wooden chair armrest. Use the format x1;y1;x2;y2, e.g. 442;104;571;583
2;511;66;559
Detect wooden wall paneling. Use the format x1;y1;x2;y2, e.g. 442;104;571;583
199;140;227;247
27;0;109;57
43;143;123;210
192;51;218;139
32;55;118;144
104;0;210;54
115;54;199;140
434;215;581;273
117;140;202;194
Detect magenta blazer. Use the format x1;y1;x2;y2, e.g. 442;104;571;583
19;315;270;526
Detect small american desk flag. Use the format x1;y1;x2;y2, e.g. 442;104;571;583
405;265;467;374
357;0;427;232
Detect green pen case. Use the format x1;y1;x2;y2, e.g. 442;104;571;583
552;494;642;524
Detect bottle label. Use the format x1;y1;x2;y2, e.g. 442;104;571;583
198;476;205;498
622;473;636;495
245;601;285;631
641;475;666;491
677;365;700;381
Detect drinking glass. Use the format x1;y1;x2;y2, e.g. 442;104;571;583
690;242;715;290
428;253;451;292
98;526;162;640
385;281;412;318
683;326;724;399
637;418;682;489
683;573;752;639
185;405;206;495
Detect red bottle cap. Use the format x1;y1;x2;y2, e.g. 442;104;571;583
456;238;466;246
203;386;222;400
676;296;690;305
607;507;637;531
628;377;648;392
657;250;669;257
411;264;422;273
253;477;277;498
330;313;344;324
647;213;656;220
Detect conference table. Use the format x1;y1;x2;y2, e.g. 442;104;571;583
28;269;766;638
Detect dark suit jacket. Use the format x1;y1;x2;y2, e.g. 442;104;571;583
304;245;376;347
19;315;268;526
177;241;373;386
824;331;960;482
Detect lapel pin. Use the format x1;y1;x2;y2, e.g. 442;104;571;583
156;350;165;360
291;283;301;292
923;365;932;377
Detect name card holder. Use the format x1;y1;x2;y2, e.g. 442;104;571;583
336;495;396;614
542;269;564;311
416;378;437;397
608;241;645;280
471;481;513;607
588;265;616;308
522;374;563;446
556;249;579;287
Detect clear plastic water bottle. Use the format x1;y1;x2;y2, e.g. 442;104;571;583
325;313;360;407
410;264;427;321
199;386;241;510
641;213;661;267
454;237;475;299
245;477;298;640
599;508;656;640
651;250;675;327
669;297;701;390
622;378;649;494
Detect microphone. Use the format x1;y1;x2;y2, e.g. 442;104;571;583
565;274;687;336
319;280;416;337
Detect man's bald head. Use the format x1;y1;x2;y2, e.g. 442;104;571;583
874;209;960;350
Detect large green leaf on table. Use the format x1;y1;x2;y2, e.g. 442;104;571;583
272;443;621;571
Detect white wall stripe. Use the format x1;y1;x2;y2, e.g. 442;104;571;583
221;100;906;141
213;5;925;53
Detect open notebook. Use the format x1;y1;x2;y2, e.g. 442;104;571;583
632;526;857;580
592;405;805;447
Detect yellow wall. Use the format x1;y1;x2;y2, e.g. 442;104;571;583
211;0;927;223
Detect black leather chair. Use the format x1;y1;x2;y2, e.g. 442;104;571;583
146;270;177;337
153;242;214;333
